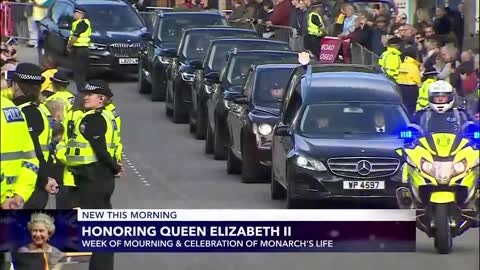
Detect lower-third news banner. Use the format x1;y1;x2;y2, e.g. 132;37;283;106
0;209;416;253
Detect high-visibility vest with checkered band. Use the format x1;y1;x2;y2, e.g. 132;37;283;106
1;97;39;204
18;102;53;159
378;47;402;82
66;109;116;166
69;18;92;47
105;103;122;161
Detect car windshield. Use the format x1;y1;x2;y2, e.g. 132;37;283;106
299;103;409;138
158;15;227;43
253;69;293;109
226;54;297;86
84;5;143;32
182;31;255;60
209;42;289;71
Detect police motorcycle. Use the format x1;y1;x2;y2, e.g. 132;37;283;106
395;122;479;254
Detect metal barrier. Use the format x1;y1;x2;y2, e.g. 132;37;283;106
1;1;32;41
349;42;380;66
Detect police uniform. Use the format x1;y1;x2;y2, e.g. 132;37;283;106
11;63;53;209
105;103;123;162
304;2;325;59
378;37;402;83
416;67;438;112
66;81;119;270
413;107;471;133
67;6;92;92
42;71;75;118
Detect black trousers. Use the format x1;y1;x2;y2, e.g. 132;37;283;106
70;47;89;92
72;163;115;270
304;35;321;59
23;187;48;209
398;84;419;116
56;186;79;209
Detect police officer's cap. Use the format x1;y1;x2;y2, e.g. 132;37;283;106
12;63;45;85
74;5;87;14
51;71;70;85
387;36;402;46
81;80;113;98
311;0;322;7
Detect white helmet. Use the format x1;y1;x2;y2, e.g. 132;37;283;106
428;80;455;113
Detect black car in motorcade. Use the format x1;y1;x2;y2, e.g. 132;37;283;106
190;38;290;140
226;64;300;183
40;0;149;74
204;50;300;160
270;64;410;209
137;10;228;101
164;27;257;123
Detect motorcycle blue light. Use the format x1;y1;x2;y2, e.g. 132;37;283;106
400;130;412;139
474;131;480;139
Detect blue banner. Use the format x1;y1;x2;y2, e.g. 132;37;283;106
0;210;416;253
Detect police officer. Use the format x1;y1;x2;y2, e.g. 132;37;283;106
105;101;122;162
66;5;92;92
42;71;75;117
66;80;123;270
413;81;471;133
55;95;85;208
10;63;59;209
378;36;402;83
304;1;326;60
416;66;438;112
1;96;39;209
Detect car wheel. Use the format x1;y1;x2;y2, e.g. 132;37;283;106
213;117;226;160
173;84;188;123
195;103;207;140
137;65;151;94
271;169;286;200
164;89;173;117
205;120;214;154
151;69;165;102
226;147;242;174
241;134;266;183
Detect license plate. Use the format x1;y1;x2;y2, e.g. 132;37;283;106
343;181;385;190
119;58;138;64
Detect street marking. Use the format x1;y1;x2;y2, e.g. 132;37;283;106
122;153;151;188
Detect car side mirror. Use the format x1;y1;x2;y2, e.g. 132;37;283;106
188;59;203;69
274;125;290;136
159;48;177;57
58;22;71;29
205;72;220;84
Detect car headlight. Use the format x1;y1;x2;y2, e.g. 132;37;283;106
89;43;107;50
181;72;195;82
296;155;327;171
158;56;171;64
257;123;272;136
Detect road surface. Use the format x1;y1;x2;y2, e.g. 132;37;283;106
16;47;479;270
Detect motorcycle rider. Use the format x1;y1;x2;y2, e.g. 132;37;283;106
413;80;472;133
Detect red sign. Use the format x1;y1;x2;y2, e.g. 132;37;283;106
318;37;342;64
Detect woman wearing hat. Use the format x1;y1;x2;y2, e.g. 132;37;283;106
416;65;439;112
41;71;75;119
10;63;59;209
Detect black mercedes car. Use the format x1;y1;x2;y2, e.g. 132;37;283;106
137;10;228;101
164;27;257;123
204;50;299;160
190;38;290;140
226;64;300;183
271;64;410;208
40;0;149;74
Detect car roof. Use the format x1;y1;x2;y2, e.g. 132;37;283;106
77;0;128;6
210;38;287;45
254;64;301;71
158;10;224;17
184;27;255;34
302;72;401;104
229;50;297;56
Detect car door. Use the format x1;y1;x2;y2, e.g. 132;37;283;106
141;15;158;77
46;0;74;56
229;71;254;157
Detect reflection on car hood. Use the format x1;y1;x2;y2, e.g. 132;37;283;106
90;29;143;44
294;135;404;160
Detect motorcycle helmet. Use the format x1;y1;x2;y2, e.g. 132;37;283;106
428;80;455;113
